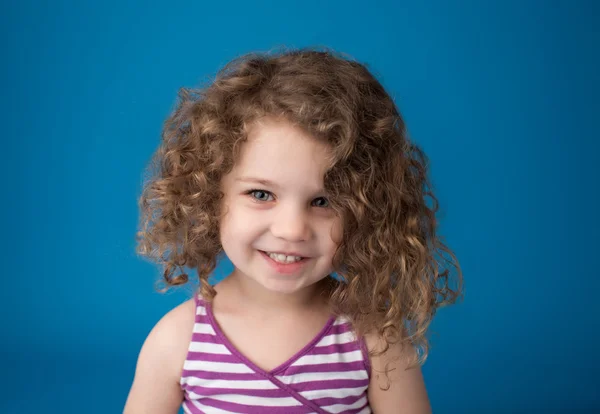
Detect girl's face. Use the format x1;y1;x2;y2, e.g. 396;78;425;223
219;117;341;296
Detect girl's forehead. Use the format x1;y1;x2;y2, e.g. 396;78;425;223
230;118;330;191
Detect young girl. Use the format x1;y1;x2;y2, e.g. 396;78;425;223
124;48;462;414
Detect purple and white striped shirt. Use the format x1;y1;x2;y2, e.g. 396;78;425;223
180;293;372;413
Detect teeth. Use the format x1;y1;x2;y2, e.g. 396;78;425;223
266;252;303;263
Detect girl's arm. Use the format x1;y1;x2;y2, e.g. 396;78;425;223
365;334;432;414
123;299;195;414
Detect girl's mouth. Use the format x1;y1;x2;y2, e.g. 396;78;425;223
259;250;309;274
262;251;304;263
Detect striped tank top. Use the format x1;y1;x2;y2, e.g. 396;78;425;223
180;293;372;413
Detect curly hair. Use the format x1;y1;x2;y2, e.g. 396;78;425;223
137;47;462;370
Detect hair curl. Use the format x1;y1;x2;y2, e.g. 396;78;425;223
137;47;462;371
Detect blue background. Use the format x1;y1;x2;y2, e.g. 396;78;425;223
2;0;598;413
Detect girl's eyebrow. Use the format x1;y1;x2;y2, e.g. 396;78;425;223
236;177;326;194
236;177;280;189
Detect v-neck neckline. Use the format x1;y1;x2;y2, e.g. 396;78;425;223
205;299;337;376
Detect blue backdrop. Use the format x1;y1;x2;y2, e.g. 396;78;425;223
2;0;598;413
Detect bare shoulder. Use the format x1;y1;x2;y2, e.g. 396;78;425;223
364;332;432;414
153;298;197;347
123;298;196;414
139;298;196;371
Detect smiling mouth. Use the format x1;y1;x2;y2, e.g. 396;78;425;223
260;251;306;264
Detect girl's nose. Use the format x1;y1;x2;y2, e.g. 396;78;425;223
270;205;311;242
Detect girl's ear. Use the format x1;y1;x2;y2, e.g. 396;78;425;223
330;217;344;244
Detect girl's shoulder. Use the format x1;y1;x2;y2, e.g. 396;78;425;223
153;297;197;347
123;297;197;413
138;297;197;376
362;331;431;413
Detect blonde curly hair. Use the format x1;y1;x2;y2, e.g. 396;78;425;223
137;47;463;369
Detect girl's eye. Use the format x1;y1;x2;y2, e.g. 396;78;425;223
249;190;274;202
312;197;329;208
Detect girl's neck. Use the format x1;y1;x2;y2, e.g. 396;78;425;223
217;270;330;317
